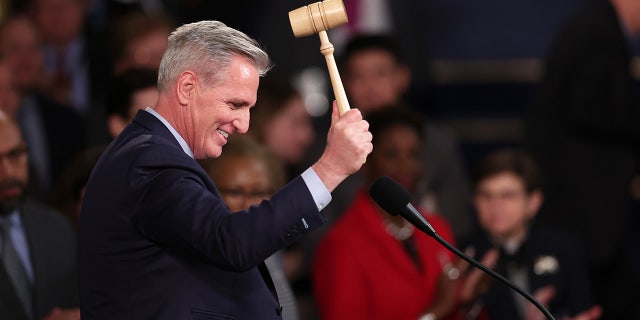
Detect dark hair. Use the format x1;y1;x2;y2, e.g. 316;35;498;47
106;68;158;119
472;149;543;193
365;105;425;146
339;33;406;68
109;11;175;68
49;144;107;230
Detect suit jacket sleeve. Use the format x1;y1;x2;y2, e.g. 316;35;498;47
127;141;326;271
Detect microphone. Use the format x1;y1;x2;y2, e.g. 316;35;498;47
369;176;555;320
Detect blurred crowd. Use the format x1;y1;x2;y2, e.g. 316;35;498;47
0;0;638;319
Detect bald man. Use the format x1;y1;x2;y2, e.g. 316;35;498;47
0;110;79;320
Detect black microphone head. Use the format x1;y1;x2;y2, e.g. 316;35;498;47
369;176;412;216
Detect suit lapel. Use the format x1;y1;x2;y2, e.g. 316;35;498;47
132;109;183;150
131;110;223;200
0;207;35;320
20;201;48;319
0;263;28;320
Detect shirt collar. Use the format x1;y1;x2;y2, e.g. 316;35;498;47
144;107;194;158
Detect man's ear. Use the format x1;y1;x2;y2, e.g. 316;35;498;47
526;189;544;219
176;71;197;106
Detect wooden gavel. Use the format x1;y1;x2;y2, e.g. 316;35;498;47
289;0;351;116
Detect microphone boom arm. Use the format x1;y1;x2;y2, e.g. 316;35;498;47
423;227;555;320
369;176;555;320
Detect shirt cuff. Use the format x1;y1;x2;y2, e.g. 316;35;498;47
301;167;332;211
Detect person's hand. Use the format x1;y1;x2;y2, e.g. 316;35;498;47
563;305;602;320
525;285;556;320
312;101;373;192
458;247;500;307
526;285;602;320
41;307;81;320
421;252;465;319
424;249;499;319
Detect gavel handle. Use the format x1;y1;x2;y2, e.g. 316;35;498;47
319;31;350;116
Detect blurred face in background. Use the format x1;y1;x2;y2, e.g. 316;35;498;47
210;156;273;211
365;124;423;193
262;95;314;165
0;116;29;215
115;29;169;76
31;0;85;47
343;49;410;113
107;85;159;139
473;172;541;243
0;16;45;93
129;86;158;119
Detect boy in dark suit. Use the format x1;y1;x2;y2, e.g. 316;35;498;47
461;149;601;320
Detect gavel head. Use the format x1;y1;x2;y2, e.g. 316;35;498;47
289;0;348;37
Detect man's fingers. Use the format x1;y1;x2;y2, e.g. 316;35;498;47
331;100;339;124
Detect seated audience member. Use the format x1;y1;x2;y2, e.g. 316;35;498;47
28;0;110;147
0;110;79;320
198;135;299;320
105;67;159;138
333;33;472;241
247;72;315;180
247;72;318;318
460;149;602;320
49;144;106;230
49;67;157;228
28;0;107;115
0;15;86;202
313;106;460;320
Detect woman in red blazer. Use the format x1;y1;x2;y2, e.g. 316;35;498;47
313;106;462;320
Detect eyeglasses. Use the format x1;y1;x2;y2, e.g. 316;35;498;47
0;145;28;165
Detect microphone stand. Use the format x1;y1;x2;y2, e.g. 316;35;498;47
370;176;555;320
415;223;555;320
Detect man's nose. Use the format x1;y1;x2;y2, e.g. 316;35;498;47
233;109;250;134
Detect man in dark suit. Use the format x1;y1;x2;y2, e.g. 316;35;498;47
77;20;372;319
0;110;79;320
525;0;640;318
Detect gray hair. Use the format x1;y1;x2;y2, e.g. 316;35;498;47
157;20;272;91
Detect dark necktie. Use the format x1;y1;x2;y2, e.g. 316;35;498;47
0;219;33;319
500;246;529;318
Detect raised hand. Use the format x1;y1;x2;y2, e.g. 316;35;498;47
312;101;373;192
